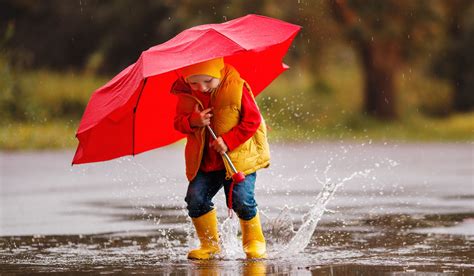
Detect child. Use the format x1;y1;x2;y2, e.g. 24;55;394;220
171;57;270;259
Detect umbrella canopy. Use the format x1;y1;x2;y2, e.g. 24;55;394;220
72;14;301;165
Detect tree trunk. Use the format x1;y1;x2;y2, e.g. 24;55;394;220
359;41;399;120
445;0;474;112
330;0;401;120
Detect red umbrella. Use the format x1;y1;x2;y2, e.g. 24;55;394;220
72;14;301;165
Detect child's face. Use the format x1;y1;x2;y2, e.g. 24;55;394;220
186;74;220;93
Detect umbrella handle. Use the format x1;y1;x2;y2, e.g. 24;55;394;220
206;125;246;217
206;125;238;174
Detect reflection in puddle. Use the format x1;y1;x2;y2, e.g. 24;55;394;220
1;211;473;274
1;145;473;274
412;218;474;236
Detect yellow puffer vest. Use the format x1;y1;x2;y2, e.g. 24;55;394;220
171;64;270;181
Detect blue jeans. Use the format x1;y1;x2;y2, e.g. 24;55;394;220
185;170;258;220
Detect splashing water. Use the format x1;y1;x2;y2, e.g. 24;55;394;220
182;154;399;260
220;216;244;259
99;146;398;261
271;168;373;258
210;164;380;259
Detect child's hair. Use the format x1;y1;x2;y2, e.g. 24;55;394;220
180;57;224;80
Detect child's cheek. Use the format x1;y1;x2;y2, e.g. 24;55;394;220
211;79;220;88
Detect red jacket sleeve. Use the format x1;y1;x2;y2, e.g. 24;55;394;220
174;113;196;134
173;95;198;134
221;87;262;151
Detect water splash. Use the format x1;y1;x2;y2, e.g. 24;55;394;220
220;215;244;259
266;206;296;247
85;145;399;260
181;152;398;260
271;168;372;258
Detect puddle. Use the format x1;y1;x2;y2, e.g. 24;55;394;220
1;144;473;274
1;211;473;274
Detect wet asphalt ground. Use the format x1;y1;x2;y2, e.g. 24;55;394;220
1;142;473;274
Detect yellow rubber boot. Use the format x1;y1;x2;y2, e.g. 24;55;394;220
240;213;267;259
188;209;220;260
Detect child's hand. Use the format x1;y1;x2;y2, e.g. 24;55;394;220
189;104;213;127
211;137;228;154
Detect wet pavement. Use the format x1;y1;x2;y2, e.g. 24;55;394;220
1;142;473;274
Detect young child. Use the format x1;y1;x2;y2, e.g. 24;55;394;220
171;57;270;259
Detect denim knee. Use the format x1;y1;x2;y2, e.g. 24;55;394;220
185;192;213;218
185;171;216;218
229;172;258;220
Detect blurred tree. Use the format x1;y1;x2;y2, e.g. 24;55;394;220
432;0;474;112
174;0;336;76
0;0;333;74
0;0;180;74
91;0;179;74
261;0;339;72
1;0;103;69
330;0;441;120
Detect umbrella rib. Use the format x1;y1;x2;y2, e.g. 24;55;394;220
209;28;247;51
132;78;148;156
